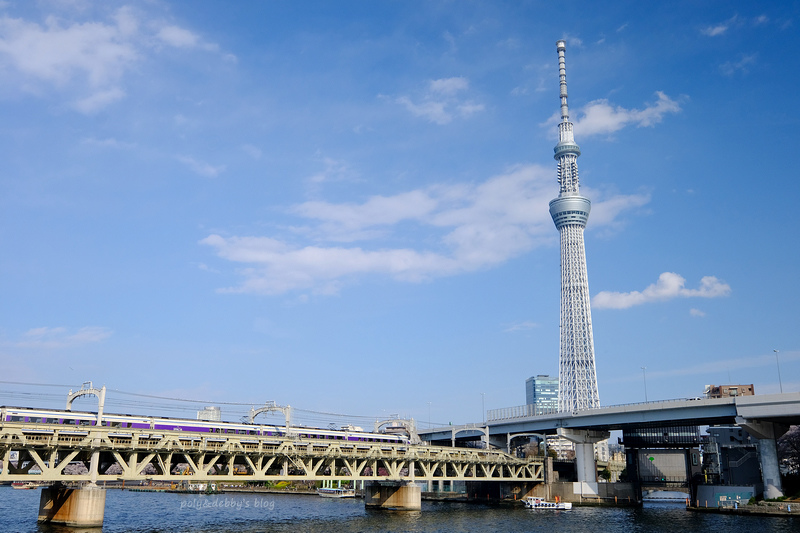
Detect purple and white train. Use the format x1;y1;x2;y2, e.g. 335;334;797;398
0;406;410;445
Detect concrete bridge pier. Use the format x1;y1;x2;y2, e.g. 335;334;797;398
736;417;787;499
364;481;421;510
38;484;106;527
558;428;609;485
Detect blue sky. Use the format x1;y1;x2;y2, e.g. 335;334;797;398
1;0;798;427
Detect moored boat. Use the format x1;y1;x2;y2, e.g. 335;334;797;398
317;479;356;498
11;482;41;490
317;486;356;498
524;496;571;510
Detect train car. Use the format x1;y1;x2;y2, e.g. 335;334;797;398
0;406;411;446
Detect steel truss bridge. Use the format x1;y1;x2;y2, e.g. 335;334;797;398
0;422;542;485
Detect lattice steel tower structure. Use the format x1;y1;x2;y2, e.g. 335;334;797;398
549;40;600;411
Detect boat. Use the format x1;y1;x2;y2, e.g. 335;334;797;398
11;482;41;490
524;496;572;510
317;480;356;498
317;486;356;498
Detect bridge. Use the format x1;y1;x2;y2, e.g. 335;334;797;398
0;384;542;526
0;423;540;485
420;392;800;502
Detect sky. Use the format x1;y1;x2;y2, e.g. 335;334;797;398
1;0;799;428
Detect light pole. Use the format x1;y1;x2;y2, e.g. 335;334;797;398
427;401;432;428
481;392;486;424
641;367;648;402
774;350;783;393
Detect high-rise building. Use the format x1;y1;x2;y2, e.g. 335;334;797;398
549;40;600;411
525;375;559;411
197;406;221;421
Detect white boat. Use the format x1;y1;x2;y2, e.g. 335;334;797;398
524;496;572;510
317;487;356;498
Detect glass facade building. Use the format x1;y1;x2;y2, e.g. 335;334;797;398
525;375;559;411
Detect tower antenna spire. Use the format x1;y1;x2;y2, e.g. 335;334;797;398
557;39;570;123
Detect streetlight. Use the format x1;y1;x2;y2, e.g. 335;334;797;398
427;401;432;428
641;367;648;402
774;350;783;393
481;392;486;424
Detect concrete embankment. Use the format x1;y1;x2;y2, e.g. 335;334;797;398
688;501;797;517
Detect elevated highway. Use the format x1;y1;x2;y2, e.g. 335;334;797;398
420;393;800;441
420;392;800;501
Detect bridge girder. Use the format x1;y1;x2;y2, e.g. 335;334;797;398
0;423;542;485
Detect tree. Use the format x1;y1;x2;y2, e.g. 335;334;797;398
778;425;800;475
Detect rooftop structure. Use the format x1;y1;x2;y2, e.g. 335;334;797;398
704;385;755;398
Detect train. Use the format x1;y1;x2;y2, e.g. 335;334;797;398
0;405;411;445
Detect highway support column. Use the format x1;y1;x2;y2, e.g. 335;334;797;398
558;428;609;488
364;481;421;510
38;483;106;527
735;417;787;499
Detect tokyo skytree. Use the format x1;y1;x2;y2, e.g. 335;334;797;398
549;40;600;411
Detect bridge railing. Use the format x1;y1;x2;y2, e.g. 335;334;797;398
487;397;715;422
486;404;559;421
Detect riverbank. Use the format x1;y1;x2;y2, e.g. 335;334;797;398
688;501;797;517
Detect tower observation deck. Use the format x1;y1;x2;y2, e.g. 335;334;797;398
550;40;600;411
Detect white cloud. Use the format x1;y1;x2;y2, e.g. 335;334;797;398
430;76;468;95
0;12;138;87
504;321;540;332
81;137;135;149
201;164;649;295
72;87;125;113
156;25;199;48
540;92;682;137
593;272;731;310
394;76;484;125
292;190;438;242
690;308;706;317
0;8;229;112
583;190;650;227
574;92;682;136
177;155;226;178
14;326;112;349
242;144;262;159
720;54;757;76
701;15;739;36
155;24;222;53
305;157;356;186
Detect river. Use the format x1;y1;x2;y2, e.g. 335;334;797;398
0;487;796;532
